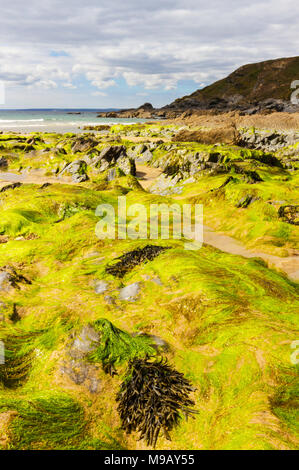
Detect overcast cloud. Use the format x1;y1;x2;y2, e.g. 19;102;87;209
0;0;298;107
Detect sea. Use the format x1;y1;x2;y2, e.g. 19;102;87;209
0;109;148;134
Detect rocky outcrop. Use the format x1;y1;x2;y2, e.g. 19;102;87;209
92;145;136;176
97;102;156;119
172;126;238;145
60;160;89;182
237;129;299;152
166;56;299;114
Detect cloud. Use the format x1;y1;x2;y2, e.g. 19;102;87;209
0;0;299;106
91;91;107;96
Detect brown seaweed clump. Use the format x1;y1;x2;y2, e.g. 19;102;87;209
116;357;197;447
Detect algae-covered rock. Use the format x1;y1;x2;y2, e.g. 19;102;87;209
0;268;27;292
278;205;299;225
71;136;98;153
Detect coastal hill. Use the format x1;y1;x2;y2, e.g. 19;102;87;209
98;56;299;118
166;56;299;113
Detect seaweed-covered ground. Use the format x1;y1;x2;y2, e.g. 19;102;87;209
0;122;298;450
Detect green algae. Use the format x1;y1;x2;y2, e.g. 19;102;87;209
0;129;298;450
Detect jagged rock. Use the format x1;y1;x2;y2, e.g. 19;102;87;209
238;129;299;152
117;156;136;175
135;149;153;163
119;282;141;301
61;159;86;175
107;168;117;181
60;160;88;183
71;136;98;153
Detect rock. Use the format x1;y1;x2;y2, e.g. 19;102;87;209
135;149;153;163
0;271;16;292
0;157;8;169
132;332;169;351
62;325;102;393
60;359;101;393
71;136;98;153
117;156;136;175
0;182;22;193
236;195;260;208
107;168;117;181
97;145;127;164
72;173;89;183
69;325;100;360
119;282;141;301
278;205;299;225
94;280;109;294
238;129;299;152
39;183;51;190
61;159;86;175
60;160;88;183
152;276;163;286
134;144;147;154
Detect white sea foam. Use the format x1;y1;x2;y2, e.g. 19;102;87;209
0;118;45;123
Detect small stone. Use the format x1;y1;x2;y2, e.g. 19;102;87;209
94;280;109;294
69;325;100;359
119;282;141;301
152;276;163;286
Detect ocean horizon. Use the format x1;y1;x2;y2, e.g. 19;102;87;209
0;108;147;133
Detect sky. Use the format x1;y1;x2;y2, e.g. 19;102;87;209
0;0;299;109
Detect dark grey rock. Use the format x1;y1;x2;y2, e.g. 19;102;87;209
0;157;8;169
